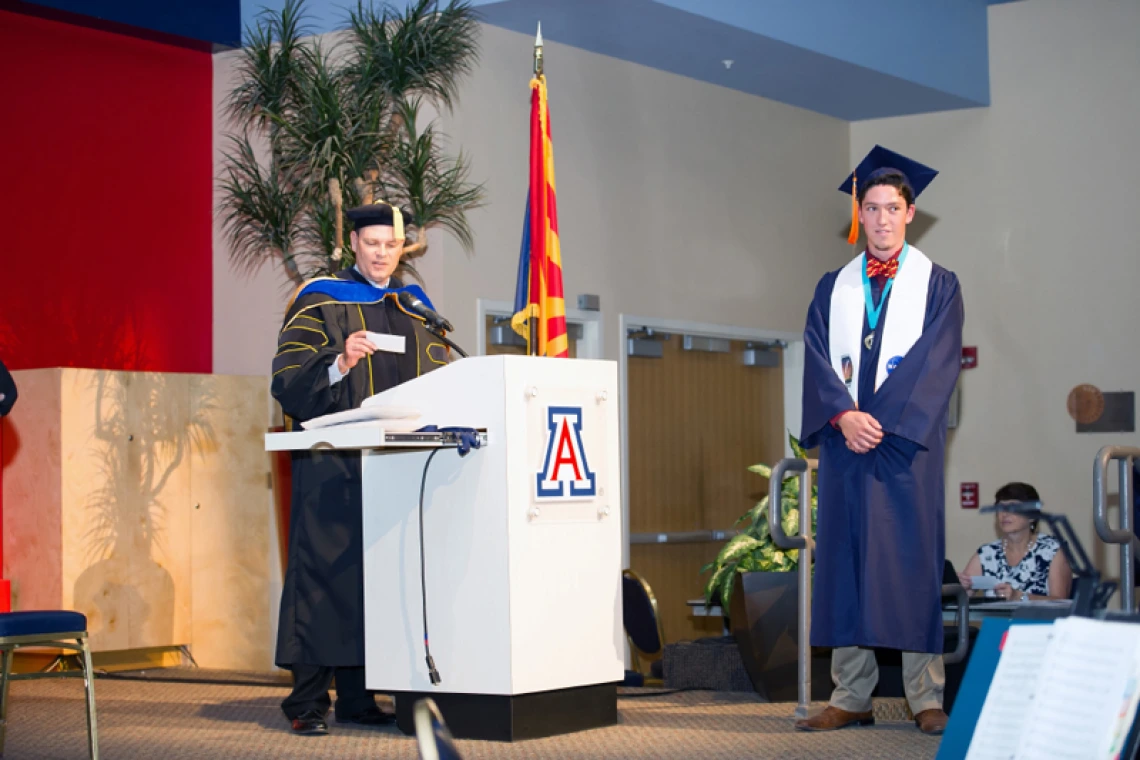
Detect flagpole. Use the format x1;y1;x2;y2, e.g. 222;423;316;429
530;22;543;357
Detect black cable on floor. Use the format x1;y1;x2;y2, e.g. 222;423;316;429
616;687;709;699
97;672;290;689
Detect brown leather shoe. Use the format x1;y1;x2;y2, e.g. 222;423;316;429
914;708;949;735
794;706;875;731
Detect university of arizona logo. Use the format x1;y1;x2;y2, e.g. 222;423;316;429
536;406;597;500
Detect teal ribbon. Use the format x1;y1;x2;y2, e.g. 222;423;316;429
861;242;909;331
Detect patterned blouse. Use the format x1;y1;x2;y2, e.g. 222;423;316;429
976;534;1062;596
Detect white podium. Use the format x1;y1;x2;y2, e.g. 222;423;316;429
266;355;624;740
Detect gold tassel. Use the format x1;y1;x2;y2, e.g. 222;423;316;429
391;205;404;240
846;170;859;245
330;178;344;261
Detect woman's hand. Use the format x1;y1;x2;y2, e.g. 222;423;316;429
957;572;973;590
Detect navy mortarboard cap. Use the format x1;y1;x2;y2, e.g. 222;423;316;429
346;200;406;239
840;145;938;244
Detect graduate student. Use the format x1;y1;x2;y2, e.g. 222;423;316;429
794;146;964;736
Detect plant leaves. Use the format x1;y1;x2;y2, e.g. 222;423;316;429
716;534;763;565
218;0;484;284
704;563;733;604
789;430;809;460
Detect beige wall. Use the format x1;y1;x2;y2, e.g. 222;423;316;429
434;24;850;361
212;50;296;379
211;22;851;376
210;9;1140;596
852;0;1140;582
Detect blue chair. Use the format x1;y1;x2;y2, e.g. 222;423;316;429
621;569;666;685
413;698;462;760
0;611;98;759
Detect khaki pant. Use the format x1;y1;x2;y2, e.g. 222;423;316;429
829;646;944;715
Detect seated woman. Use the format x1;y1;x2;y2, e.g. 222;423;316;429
958;482;1072;601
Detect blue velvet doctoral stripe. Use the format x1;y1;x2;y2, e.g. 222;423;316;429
294;280;436;312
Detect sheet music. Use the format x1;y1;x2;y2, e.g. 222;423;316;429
1014;617;1140;760
964;624;1054;760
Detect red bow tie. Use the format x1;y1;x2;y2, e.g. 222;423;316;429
866;257;899;280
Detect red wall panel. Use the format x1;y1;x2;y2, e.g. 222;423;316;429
0;9;212;373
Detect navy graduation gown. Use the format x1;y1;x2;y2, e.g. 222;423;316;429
800;262;963;654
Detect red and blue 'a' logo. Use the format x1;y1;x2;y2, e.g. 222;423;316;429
536;406;596;500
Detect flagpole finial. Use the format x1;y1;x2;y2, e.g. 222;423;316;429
533;22;543;76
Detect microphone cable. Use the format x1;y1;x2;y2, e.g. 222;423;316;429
419;448;444;684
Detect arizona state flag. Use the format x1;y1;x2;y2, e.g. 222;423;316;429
511;74;568;358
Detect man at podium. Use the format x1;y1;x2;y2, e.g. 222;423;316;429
270;201;451;736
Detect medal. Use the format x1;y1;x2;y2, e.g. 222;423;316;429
861;243;909;336
864;334;874;350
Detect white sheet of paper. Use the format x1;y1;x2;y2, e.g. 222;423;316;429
365;331;405;354
301;404;421;430
1014;617;1140;760
970;575;1000;590
965;624;1054;760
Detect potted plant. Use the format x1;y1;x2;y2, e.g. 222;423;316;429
701;433;817;610
700;433;818;701
218;0;484;286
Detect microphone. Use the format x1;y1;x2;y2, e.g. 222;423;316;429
398;291;455;333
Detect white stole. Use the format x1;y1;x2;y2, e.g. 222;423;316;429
828;246;932;408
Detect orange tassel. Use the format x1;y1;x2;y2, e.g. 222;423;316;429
846;171;859;245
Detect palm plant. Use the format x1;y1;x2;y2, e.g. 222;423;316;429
701;433;818;610
219;0;484;286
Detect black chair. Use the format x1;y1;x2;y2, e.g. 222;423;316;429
621;569;665;685
413;698;462;760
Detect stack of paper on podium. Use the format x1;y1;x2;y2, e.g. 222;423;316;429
960;617;1140;759
300;404;422;430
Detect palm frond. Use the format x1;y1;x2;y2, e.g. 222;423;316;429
344;0;480;111
386;98;484;253
227;0;316;131
217;135;306;282
217;0;482;283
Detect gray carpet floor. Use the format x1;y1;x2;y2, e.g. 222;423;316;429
3;673;942;759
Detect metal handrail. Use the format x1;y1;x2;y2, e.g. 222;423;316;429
1093;446;1140;613
768;457;816;720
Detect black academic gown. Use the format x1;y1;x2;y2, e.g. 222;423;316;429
271;269;449;668
0;359;16;416
800;260;964;654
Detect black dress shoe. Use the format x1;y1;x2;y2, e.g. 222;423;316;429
290;710;329;735
335;709;396;726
